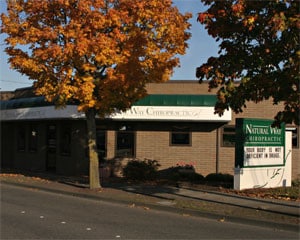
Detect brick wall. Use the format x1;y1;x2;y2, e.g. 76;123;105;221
144;81;299;179
135;131;217;176
146;81;217;94
2;81;298;179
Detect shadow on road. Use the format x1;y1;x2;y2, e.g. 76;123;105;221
1;168;299;218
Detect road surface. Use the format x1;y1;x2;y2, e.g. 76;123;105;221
1;183;298;239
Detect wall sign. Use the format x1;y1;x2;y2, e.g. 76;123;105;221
235;118;285;168
1;105;231;122
110;106;231;122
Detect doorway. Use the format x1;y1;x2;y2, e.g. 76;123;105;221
96;130;107;162
46;125;57;171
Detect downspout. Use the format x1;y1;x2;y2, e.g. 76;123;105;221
216;127;220;174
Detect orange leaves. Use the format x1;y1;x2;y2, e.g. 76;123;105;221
231;1;244;16
270;12;287;32
82;64;96;73
217;10;226;17
76;38;89;57
197;12;213;24
2;0;191;116
243;15;258;31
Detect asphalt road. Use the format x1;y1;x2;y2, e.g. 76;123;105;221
1;183;298;239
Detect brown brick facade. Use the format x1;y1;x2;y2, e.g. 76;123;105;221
138;81;299;179
1;81;299;180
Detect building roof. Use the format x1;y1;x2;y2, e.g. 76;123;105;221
0;94;232;122
0;96;52;110
1;94;217;110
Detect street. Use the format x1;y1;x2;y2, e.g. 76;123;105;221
1;183;298;239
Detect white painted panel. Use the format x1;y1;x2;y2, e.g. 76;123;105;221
0;106;85;120
234;131;292;190
1;105;232;122
109;106;231;122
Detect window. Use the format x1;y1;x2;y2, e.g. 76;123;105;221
116;131;135;157
170;132;191;146
96;130;106;160
287;127;299;148
47;125;56;154
292;128;299;148
222;126;235;147
17;127;26;151
60;128;71;156
29;126;38;152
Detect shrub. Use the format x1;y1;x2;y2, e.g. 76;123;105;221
205;173;233;183
292;179;300;187
123;159;160;181
181;172;205;182
162;166;204;183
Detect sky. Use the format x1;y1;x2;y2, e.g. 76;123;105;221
0;0;219;91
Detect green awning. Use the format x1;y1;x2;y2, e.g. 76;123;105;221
133;94;217;107
0;96;52;110
1;94;217;110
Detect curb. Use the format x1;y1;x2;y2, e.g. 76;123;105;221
1;180;299;233
122;184;300;218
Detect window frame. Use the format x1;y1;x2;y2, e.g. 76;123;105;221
292;127;299;149
170;131;191;146
286;126;299;149
115;131;135;158
96;129;107;161
28;125;38;152
221;125;236;147
17;126;26;152
60;127;71;156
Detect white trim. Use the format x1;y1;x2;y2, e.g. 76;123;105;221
286;127;296;131
1;105;232;122
0;106;85;120
110;106;231;122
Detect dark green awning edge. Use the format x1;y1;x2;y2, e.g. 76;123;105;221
1;94;217;110
0;96;52;110
133;94;217;107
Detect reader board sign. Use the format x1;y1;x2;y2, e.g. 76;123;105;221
235;118;285;168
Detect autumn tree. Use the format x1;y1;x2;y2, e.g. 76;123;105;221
1;0;191;188
196;0;299;126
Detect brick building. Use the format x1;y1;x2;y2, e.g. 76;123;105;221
1;81;299;180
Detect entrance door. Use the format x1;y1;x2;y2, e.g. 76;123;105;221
96;130;106;162
116;131;135;157
46;125;57;171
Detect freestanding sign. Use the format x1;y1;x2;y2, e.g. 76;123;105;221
235;118;285;168
234;118;292;190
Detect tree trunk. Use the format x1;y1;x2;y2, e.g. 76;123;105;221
85;109;101;189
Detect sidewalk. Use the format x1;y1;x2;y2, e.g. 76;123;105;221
1;172;299;232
